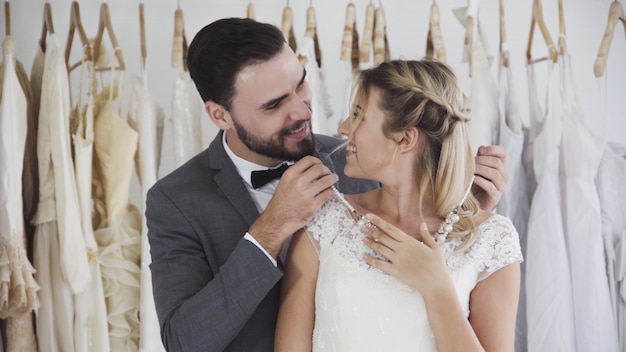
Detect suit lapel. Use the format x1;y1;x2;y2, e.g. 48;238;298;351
207;132;336;227
208;132;260;227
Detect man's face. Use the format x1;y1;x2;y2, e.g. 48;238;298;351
224;44;315;166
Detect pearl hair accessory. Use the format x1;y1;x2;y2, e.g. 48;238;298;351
332;175;475;244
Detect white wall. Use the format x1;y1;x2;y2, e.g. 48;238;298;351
7;0;626;205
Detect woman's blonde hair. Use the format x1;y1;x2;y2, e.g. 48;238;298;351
351;59;479;248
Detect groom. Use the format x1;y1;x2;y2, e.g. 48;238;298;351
146;18;509;351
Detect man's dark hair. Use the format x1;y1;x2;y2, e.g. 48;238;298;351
187;18;286;110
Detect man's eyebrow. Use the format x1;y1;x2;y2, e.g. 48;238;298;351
259;93;288;110
259;69;308;110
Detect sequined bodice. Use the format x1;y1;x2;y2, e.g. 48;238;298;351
305;194;522;351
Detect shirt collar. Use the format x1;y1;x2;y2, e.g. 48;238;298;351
222;131;293;187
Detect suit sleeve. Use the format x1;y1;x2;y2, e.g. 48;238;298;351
146;186;283;351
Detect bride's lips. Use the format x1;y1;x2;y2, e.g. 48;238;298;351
285;122;309;140
346;144;356;157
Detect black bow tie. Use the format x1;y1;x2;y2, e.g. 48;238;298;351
251;164;291;189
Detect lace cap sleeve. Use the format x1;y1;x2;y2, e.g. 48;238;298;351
472;214;524;282
305;195;347;258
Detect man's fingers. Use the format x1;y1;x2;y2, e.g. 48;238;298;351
475;164;506;192
477;145;508;165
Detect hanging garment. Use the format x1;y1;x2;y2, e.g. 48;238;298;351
496;45;530;352
92;81;141;352
0;36;38;352
298;36;331;135
8;46;39;259
70;59;110;352
559;48;619;352
596;142;626;351
32;33;91;352
525;60;576;352
127;68;165;352
454;5;498;152
171;68;202;168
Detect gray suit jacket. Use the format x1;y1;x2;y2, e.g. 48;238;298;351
147;131;377;351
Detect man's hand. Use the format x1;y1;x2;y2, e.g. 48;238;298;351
472;145;508;212
248;156;338;258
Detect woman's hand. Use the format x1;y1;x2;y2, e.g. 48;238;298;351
361;214;451;298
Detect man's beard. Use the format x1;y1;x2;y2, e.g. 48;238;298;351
232;118;315;161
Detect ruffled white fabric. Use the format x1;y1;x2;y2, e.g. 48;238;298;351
93;99;141;352
32;33;90;352
297;36;331;135
306;194;522;351
71;59;110;352
559;48;619;352
496;45;530;352
171;68;202;167
453;6;498;152
596;143;626;351
127;69;165;352
525;60;577;352
0;36;39;318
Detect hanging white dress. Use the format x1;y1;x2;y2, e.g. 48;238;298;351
32;33;91;352
558;47;619;352
496;45;530;352
297;36;331;135
92;87;142;352
596;142;626;351
0;36;39;352
525;59;576;352
71;60;110;352
454;4;498;152
128;68;165;352
171;68;202;167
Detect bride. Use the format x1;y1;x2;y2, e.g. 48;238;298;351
275;59;522;351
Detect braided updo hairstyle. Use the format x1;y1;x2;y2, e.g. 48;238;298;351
352;59;479;248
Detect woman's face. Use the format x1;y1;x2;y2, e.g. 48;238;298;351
338;88;399;181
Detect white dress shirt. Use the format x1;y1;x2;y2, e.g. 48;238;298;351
222;133;293;267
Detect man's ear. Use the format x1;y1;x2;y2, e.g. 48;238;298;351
205;101;232;130
396;127;419;153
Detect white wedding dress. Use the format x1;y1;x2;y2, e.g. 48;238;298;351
306;194;523;351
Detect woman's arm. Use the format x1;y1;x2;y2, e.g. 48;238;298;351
468;263;521;351
275;229;320;351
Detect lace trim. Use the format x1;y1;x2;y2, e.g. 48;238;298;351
0;234;40;318
307;194;523;279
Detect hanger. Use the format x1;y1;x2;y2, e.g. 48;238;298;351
93;1;125;71
171;7;188;71
499;0;509;67
38;1;55;52
526;0;558;64
4;1;10;37
373;5;389;65
463;0;481;72
305;3;322;67
594;1;626;77
558;0;566;54
426;1;447;63
281;2;297;52
247;1;255;20
139;0;147;69
359;2;375;64
340;2;359;71
65;1;93;72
